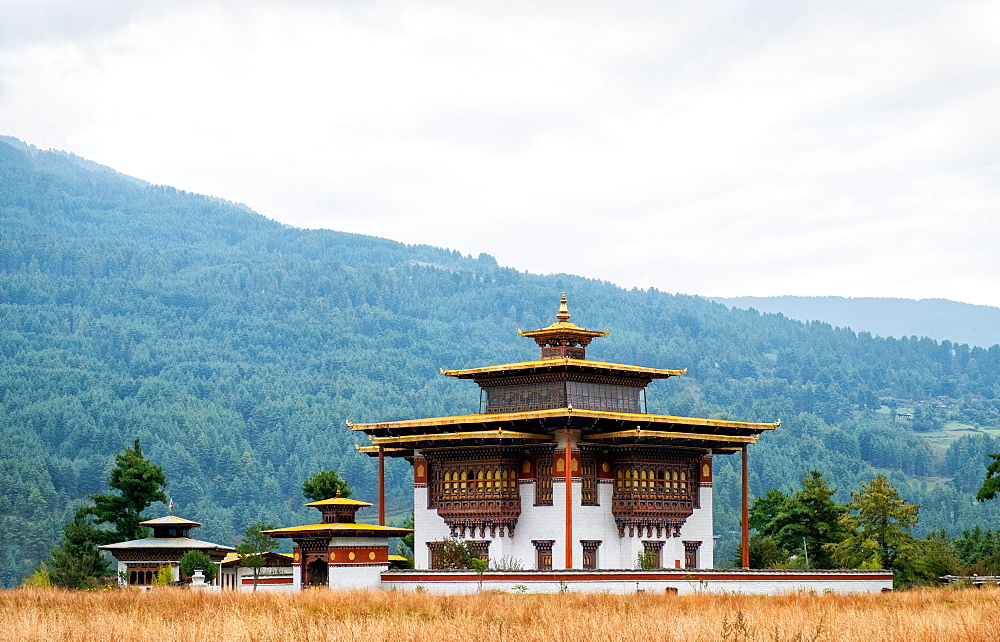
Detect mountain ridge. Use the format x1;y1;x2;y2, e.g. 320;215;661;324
713;295;1000;349
2;136;999;586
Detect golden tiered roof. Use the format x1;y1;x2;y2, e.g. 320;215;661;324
305;497;372;508
442;357;685;380
350;409;779;455
350;293;779;457
517;292;609;347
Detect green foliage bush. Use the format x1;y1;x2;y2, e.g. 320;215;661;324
179;550;217;582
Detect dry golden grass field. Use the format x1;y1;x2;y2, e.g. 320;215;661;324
1;587;999;642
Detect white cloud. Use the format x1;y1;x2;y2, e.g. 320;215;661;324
1;0;998;306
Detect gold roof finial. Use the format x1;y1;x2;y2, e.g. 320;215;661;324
556;292;571;321
335;487;342;498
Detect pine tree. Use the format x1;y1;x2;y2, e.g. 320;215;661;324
301;469;352;502
47;510;113;588
834;475;919;574
86;439;168;542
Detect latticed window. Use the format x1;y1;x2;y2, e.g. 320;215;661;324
580;458;598;506
611;451;701;536
684;541;701;569
536;458;553;506
533;540;554;570
581;540;601;570
614;467;689;496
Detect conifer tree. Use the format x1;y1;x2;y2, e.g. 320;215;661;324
976;453;1000;503
47;511;112;589
301;469;352;502
834;474;919;573
86;439;168;543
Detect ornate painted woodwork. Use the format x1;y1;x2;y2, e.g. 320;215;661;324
642;540;665;568
535;457;554;506
426;450;522;537
481;376;644;413
611;448;700;537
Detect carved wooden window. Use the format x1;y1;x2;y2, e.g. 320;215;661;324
683;541;701;569
566;382;641;413
533;540;554;570
642;541;665;569
580;458;598;506
611;451;700;535
581;540;601;570
536;458;553;506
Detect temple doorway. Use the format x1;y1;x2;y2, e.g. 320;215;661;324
307;559;328;587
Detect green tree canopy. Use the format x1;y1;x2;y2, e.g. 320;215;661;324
750;470;848;569
431;538;480;570
301;469;352;502
730;534;787;569
179;550;217;582
46;510;113;589
235;522;278;591
833;474;919;574
86;439;168;543
976;452;1000;502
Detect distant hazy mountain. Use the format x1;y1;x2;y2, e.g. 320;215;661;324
712;296;1000;348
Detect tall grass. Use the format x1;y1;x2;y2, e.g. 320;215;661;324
1;587;998;642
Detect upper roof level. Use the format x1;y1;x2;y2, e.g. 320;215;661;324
444;294;685;387
517;292;610;360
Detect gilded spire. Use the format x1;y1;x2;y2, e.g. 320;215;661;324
518;292;609;359
556;292;571;321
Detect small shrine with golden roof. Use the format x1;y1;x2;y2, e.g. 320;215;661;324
264;492;412;589
351;295;779;572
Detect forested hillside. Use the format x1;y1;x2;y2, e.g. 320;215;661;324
2;138;1000;586
715;296;1000;349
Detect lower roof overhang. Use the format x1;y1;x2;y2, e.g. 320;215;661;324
263;523;413;539
349;408;778;457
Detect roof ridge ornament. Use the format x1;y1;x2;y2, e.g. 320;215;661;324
517;293;609;360
556;292;571;321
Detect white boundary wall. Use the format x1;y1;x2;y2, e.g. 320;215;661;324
381;569;894;595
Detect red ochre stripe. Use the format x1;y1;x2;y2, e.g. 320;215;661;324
240;577;294;585
383;572;891;582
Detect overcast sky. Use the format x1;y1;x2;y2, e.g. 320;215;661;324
2;1;998;307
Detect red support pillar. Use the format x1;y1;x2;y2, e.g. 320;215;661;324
565;439;573;569
378;445;385;526
741;444;750;569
